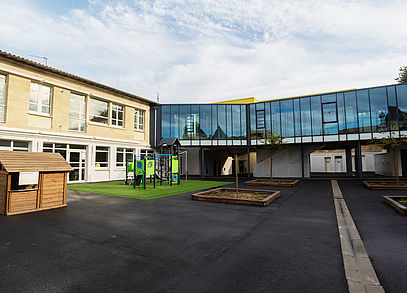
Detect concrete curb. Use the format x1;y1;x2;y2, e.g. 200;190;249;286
331;180;385;293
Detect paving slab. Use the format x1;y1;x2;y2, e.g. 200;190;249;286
338;179;407;293
0;180;347;292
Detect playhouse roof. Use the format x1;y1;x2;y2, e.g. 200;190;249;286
0;151;73;172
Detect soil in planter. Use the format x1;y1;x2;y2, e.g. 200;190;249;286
206;189;270;200
396;197;407;207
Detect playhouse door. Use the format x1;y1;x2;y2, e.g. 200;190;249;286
69;150;86;182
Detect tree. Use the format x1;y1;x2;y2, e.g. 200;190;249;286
262;132;283;180
370;137;407;185
395;66;407;84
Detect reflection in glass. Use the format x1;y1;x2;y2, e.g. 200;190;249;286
211;105;218;139
369;87;388;132
216;105;227;139
271;101;280;136
337;93;346;134
232;105;241;139
293;99;301;137
311;96;322;135
396;84;407;130
191;105;200;139
161;105;170;138
241;105;247;140
357;90;371;133
300;98;311;136
179;105;191;139
387;86;399;131
200;105;211;139
344;91;358;134
170;105;179;137
281;99;294;137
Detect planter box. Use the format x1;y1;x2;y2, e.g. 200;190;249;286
363;181;407;190
245;179;299;187
192;187;280;207
383;196;407;215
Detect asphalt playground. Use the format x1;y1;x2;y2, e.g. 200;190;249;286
0;179;405;292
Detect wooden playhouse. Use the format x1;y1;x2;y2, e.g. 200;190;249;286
0;151;73;216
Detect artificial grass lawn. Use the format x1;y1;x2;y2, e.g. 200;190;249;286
68;180;232;200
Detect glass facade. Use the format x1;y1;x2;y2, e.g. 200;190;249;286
159;84;407;145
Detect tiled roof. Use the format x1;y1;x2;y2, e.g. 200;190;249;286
0;50;157;104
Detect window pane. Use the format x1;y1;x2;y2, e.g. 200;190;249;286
265;102;271;138
344;91;358;134
311;96;322;136
211;105;217;139
271;101;280;136
396;84;407;130
226;105;232;139
357;89;371;133
161;106;170;138
90;98;108;124
200;105;211;139
293;99;301;137
170;105;179;137
217;105;227;139
387;86;398;131
337;93;346;134
322;103;337;123
232;105;240;139
281;100;294;137
191;105;200;139
179;105;191;139
0;139;11;147
300;98;311;136
69;93;86;131
241;104;247;140
249;104;256;138
369;87;388;132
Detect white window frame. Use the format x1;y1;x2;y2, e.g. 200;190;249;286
89;98;109;125
0;139;29;152
0;74;7;122
134;109;144;131
29;82;52;115
69;93;86;132
116;148;134;168
112;104;124;127
95;146;109;168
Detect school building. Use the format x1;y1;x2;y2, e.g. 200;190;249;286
1;49;406;182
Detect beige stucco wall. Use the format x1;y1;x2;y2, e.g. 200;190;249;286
0;58;151;145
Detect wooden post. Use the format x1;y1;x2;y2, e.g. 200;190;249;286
234;154;239;194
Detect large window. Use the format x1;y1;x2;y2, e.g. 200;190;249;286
200;105;211;139
69;93;86;132
344;91;358;133
43;143;67;159
90;98;108;124
396;84;407;130
170;105;179;137
311;96;322;135
95;146;109;168
300;98;311;136
281;99;294;137
29;82;51;115
134;109;144;131
0;74;6;122
116;148;134;167
271;101;281;136
112;104;124;127
161;106;170;137
357;90;371;133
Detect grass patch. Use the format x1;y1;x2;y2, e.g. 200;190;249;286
68;180;232;200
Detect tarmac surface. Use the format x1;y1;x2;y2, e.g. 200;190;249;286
338;180;407;293
1;180;348;292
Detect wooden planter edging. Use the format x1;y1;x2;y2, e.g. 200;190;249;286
191;187;280;207
363;181;407;190
383;196;407;215
245;179;299;187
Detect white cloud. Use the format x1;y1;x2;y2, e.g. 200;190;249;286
0;0;406;103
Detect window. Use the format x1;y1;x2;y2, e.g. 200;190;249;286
0;74;6;122
29;82;51;114
134;109;144;131
90;98;108;124
140;149;154;159
95;146;109;167
43;143;67;159
112;104;124;126
116;148;134;167
69;93;86;132
0;139;29;152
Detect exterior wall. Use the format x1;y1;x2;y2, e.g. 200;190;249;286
0;57;153;183
0;58;150;145
375;151;402;176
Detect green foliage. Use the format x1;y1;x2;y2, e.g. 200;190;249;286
370;136;407;150
395;66;407;84
262;131;283;154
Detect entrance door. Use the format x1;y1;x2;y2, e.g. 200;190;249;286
334;156;343;172
325;157;332;172
69;150;86;182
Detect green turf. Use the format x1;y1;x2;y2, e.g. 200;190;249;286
67;180;232;200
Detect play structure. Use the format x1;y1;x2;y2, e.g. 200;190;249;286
125;138;183;189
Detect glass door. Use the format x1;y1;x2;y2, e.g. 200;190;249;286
68;150;86;182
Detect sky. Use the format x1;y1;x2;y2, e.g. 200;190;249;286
0;0;406;103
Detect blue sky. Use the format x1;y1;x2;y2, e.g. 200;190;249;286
0;0;406;103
